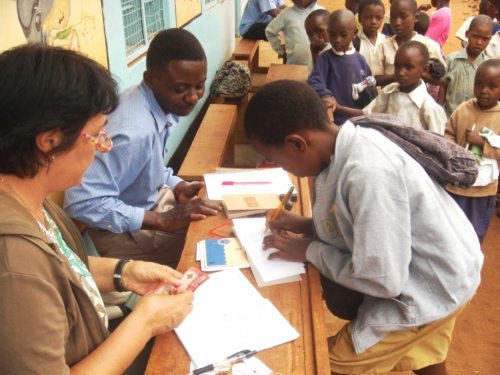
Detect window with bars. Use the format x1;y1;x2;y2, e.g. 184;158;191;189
121;0;165;60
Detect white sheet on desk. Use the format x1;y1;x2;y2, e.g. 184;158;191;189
232;218;305;284
175;269;299;368
204;168;296;200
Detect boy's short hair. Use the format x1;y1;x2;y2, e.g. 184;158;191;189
244;80;329;145
305;9;330;27
477;58;500;73
146;29;206;71
396;40;430;65
469;14;494;32
358;0;385;17
392;0;417;12
414;11;430;35
329;9;356;29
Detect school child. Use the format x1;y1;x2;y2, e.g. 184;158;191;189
445;59;500;243
266;0;323;70
353;0;386;70
308;9;375;125
340;41;447;134
425;0;452;51
304;9;331;65
371;0;445;88
414;11;430;35
441;15;493;117
345;0;363;32
244;79;483;375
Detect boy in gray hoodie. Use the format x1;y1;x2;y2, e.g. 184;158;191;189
244;80;483;374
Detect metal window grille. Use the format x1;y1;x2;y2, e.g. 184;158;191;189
121;0;164;60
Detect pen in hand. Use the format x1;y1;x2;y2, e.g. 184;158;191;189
265;185;295;231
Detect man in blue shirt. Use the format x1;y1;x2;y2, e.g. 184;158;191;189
240;0;286;40
64;29;220;267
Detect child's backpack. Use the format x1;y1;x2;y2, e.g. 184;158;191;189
210;61;251;98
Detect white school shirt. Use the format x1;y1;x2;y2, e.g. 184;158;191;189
362;80;447;134
371;33;446;76
358;30;386;71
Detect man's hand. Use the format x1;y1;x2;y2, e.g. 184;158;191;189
173;181;203;203
262;233;311;262
268;8;283;18
417;4;432;11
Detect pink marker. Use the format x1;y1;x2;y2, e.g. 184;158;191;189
222;181;272;185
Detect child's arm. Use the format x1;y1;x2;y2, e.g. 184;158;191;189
335;104;363;117
307;53;334;100
437;81;447;106
371;43;396;87
265;14;286;58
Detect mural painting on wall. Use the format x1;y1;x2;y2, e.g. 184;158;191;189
176;0;202;27
0;0;108;68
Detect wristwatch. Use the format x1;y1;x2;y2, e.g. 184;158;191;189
113;259;132;292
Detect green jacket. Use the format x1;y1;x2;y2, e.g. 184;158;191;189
0;191;108;374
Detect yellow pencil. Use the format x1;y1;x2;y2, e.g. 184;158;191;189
266;186;295;229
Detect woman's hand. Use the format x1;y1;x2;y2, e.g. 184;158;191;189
262;233;312;262
266;209;314;236
133;291;194;336
121;261;183;296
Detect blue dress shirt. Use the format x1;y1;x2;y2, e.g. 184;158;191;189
64;82;183;233
239;0;284;35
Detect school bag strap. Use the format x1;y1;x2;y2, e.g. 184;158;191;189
350;114;478;188
209;60;251;98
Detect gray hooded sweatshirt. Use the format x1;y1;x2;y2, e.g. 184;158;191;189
306;122;483;354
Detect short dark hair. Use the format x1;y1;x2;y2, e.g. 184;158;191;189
396;40;430;65
358;0;385;17
146;28;206;71
0;44;118;178
305;9;330;26
414;11;430;35
469;14;494;32
392;0;418;12
244;80;329;146
477;58;500;74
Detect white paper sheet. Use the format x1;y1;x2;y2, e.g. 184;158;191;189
204;168;296;200
232;218;305;286
175;269;299;368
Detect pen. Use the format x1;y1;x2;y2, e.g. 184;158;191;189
266;185;295;229
192;349;257;375
465;123;476;150
222;181;272;185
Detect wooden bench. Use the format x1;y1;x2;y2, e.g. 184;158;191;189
232;38;260;73
178;104;238;181
266;62;309;84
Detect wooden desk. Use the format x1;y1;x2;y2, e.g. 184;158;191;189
145;176;330;374
266;63;309;84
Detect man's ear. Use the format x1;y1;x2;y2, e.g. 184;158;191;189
35;129;63;154
465;30;470;40
143;70;154;89
284;134;308;153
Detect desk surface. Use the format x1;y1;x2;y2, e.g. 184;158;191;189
145;177;330;375
266;63;309;84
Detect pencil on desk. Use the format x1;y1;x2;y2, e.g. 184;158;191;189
266;185;295;230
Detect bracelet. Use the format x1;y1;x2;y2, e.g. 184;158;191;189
113;259;132;292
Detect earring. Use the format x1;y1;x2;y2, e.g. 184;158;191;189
50;155;55;163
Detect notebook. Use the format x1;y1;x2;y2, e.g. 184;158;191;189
197;237;250;272
221;193;281;219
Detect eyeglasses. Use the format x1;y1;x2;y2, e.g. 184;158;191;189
81;128;113;153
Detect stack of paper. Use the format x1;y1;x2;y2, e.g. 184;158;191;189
204;168;297;201
175;269;299;369
232;218;305;287
196;237;250;272
222;193;281;219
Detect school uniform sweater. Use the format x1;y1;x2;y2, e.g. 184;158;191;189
308;49;373;125
306;121;483;354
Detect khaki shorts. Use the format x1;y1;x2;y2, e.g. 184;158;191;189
329;305;466;374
